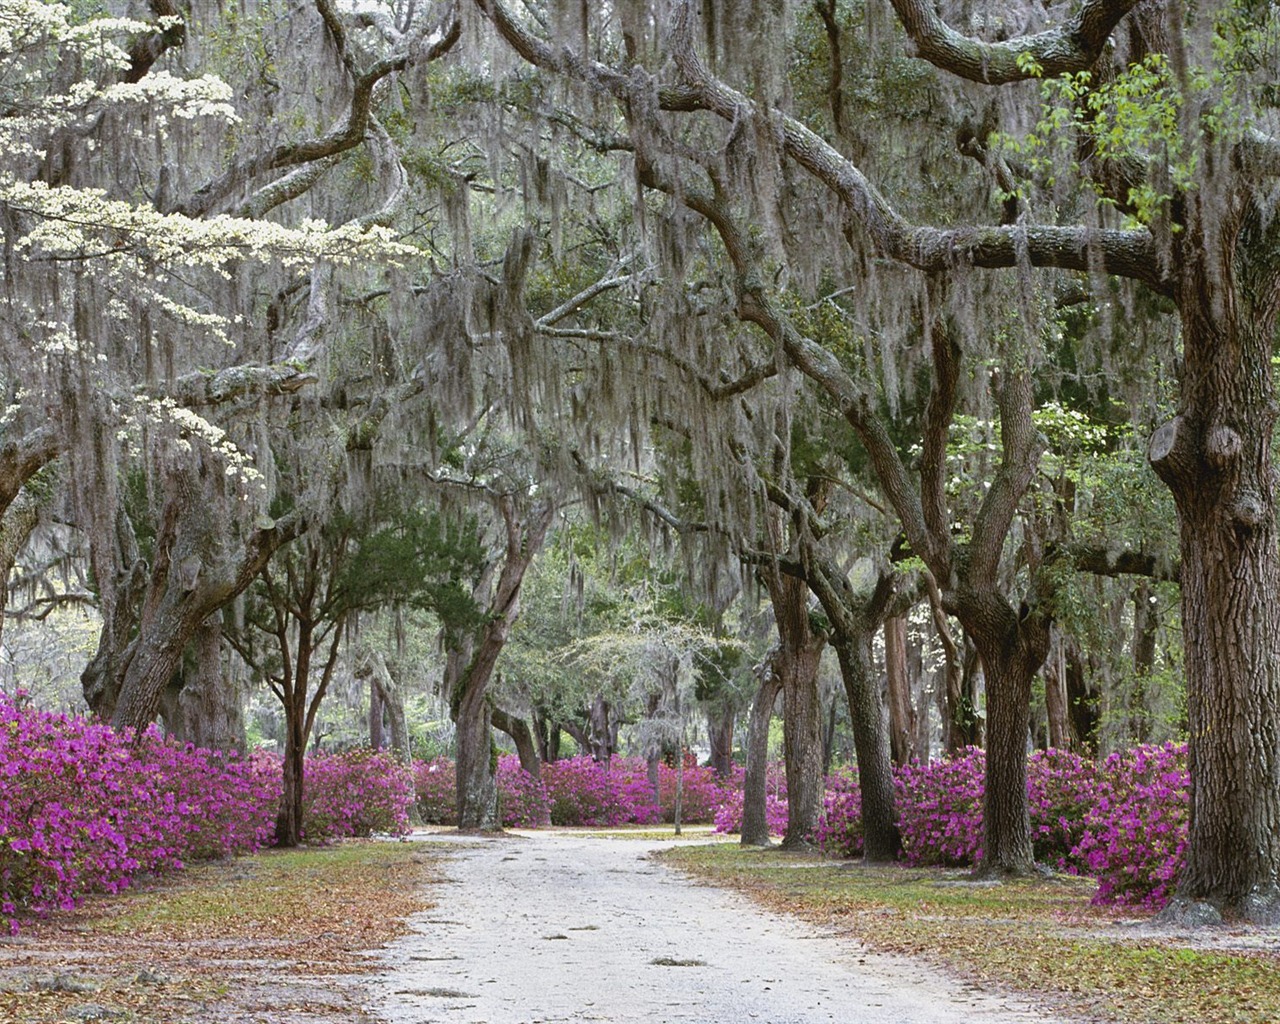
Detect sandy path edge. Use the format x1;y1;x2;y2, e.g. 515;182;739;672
364;832;1077;1024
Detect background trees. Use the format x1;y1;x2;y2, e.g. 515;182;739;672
4;0;1277;923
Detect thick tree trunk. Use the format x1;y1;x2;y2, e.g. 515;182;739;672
706;705;735;778
884;614;916;765
492;706;541;778
455;677;499;831
829;628;901;862
740;666;781;847
1150;280;1280;921
587;693;616;763
963;596;1050;877
804;561;902;862
101;483;301;733
174;618;245;753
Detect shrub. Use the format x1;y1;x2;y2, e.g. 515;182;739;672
0;694;275;933
1027;748;1099;869
496;756;550;827
814;767;862;856
540;757;631;826
412;756;457;825
1071;742;1188;908
895;747;986;866
300;749;414;841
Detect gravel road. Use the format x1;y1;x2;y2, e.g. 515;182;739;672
367;832;1064;1024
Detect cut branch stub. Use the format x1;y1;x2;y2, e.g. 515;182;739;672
1148;415;1194;487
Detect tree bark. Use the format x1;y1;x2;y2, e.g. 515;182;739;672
706;705;735;778
1150;251;1280;920
451;497;554;831
806;564;902;863
1129;580;1158;745
369;672;385;750
1043;628;1071;750
740;664;781;847
764;572;826;850
492;705;541;778
884;613;916;765
964;594;1050;876
173;617;245;754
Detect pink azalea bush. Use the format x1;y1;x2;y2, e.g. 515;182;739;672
1072;742;1188;908
895;747;987;866
0;694;275;933
495;756;551;827
298;749;414;841
817;744;1189;909
413;756;457;825
541;757;634;826
712;762;789;836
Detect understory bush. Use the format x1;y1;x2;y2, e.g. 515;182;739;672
0;694;275;933
0;695;420;933
297;749;414;841
816;744;1189;909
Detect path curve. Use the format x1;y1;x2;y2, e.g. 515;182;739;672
368;832;1064;1024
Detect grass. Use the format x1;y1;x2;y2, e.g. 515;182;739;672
660;845;1280;1024
0;840;441;1023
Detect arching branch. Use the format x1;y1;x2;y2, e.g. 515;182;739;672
885;0;1140;85
475;0;1171;296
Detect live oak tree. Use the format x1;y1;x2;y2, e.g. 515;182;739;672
475;0;1280;914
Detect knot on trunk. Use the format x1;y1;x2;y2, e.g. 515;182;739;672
1230;489;1268;529
1205;424;1242;467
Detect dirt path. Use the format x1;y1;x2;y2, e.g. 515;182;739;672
367;832;1066;1024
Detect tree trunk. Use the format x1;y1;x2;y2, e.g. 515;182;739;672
360;650;410;761
1150;274;1280;921
587;693;616;763
1063;637;1098;753
829;627;901;862
451;497;554;831
821;696;837;775
884;614;916;765
455;676;499;831
963;597;1049;877
1043;628;1071;750
492;705;541;778
960;635;986;748
174;617;244;753
925;572;964;755
277;720;305;847
740;665;781;846
767;573;826;850
369;672;385;750
1130;580;1158;745
804;561;902;862
706;705;735;778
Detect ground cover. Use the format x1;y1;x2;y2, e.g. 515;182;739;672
661;845;1280;1024
0;840;439;1024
